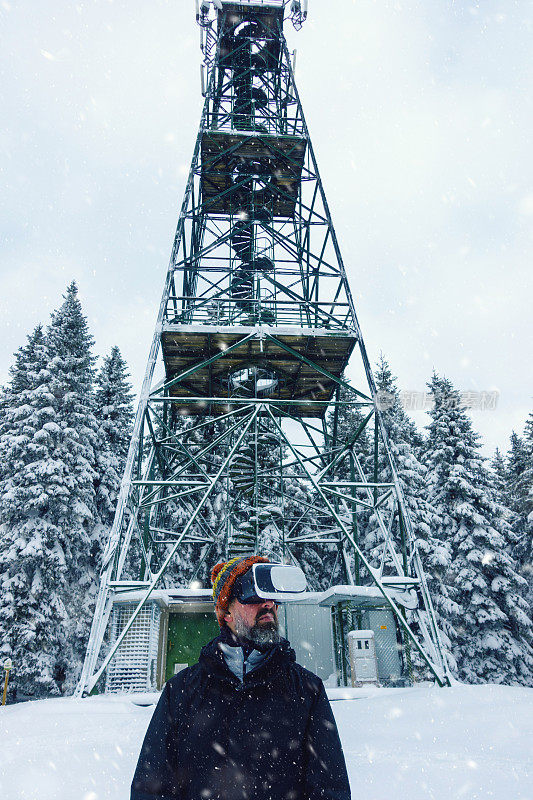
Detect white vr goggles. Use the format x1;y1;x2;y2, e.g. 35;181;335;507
232;563;307;604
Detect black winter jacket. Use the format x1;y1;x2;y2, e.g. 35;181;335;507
131;634;351;800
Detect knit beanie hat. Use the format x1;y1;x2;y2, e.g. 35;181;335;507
211;555;269;627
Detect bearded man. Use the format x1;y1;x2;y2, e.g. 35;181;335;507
131;555;351;800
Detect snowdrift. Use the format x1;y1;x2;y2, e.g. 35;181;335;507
1;684;531;799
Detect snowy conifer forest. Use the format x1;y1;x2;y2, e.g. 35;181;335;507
0;284;134;700
0;283;531;699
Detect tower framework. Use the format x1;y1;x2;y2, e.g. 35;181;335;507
77;0;451;695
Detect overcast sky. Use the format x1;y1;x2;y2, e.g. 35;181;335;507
2;0;532;456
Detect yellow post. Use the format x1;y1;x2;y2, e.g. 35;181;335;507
2;659;12;705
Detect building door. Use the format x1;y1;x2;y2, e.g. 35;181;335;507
165;612;220;683
365;608;402;683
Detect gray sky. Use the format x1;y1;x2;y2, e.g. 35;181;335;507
1;0;532;455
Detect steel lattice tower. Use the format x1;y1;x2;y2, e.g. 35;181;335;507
76;0;451;695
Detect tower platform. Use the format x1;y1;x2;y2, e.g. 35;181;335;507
160;322;357;417
217;2;284;65
200;131;306;217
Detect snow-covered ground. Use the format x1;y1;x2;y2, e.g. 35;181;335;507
0;684;531;800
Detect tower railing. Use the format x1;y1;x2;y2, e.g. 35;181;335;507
164;295;353;329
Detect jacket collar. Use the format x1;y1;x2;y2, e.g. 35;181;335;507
219;642;268;682
199;630;296;686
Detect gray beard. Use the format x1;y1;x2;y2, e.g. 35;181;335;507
234;616;281;647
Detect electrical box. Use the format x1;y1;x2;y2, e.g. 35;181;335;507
348;630;378;686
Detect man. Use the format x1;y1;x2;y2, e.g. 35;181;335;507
131;555;351;800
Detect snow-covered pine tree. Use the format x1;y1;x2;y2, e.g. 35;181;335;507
0;283;107;697
522;415;533;606
94;346;134;532
425;374;533;685
524;412;533;448
506;430;533;607
0;325;71;697
491;448;508;496
369;356;435;548
367;357;458;675
320;382;373;585
506;433;530;524
43;282;104;691
95;346;134;466
0;325;46;484
489;446;522;561
6;325;48;395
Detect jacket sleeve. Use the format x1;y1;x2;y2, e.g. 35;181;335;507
303;680;351;800
130;680;186;800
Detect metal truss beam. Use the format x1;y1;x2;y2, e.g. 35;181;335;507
77;3;452;696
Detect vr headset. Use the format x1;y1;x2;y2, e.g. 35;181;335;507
233;563;307;604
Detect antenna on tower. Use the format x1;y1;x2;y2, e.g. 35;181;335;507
289;0;308;30
196;0;308;31
195;0;221;27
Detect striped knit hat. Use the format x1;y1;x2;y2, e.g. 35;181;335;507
211;555;269;627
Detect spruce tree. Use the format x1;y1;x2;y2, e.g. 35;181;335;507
95;347;135;465
369;357;458;674
506;433;530;524
489;447;521;562
522;416;533;602
44;282;103;691
0;325;70;697
425;374;533;685
369;356;436;552
0;325;47;482
506;430;533;603
491;448;508;497
94;346;134;531
319;362;457;677
0;284;106;696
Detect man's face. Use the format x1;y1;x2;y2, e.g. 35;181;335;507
224;598;280;646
